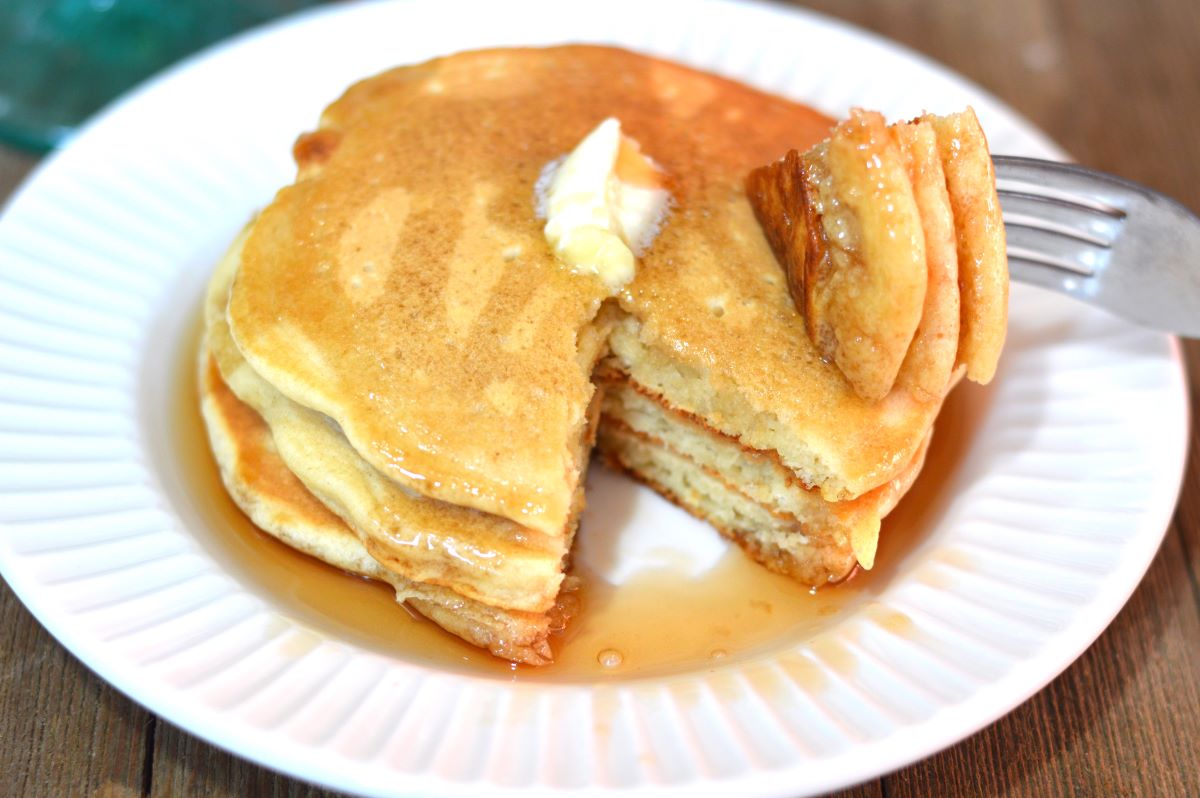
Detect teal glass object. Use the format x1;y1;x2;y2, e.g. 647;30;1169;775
0;0;324;152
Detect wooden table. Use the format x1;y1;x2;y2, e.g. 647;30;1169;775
2;1;1197;795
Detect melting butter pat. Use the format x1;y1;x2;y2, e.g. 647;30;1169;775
539;118;669;291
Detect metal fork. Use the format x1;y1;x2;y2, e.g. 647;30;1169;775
994;155;1200;338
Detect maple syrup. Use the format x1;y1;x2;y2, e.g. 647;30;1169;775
164;308;976;683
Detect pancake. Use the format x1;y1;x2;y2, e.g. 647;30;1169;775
745;109;928;402
926;108;1008;384
199;45;1001;663
198;337;572;665
891;118;961;402
228;54;617;539
207;233;584;612
744;109;1002;407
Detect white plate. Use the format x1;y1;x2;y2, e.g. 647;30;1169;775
0;1;1188;796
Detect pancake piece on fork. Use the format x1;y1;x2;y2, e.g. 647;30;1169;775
746;108;1006;402
744;110;928;402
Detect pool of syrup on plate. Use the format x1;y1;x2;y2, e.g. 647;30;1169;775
171;317;971;682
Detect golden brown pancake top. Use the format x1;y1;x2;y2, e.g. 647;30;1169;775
229;48;626;537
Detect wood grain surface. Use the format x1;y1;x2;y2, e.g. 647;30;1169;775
2;1;1198;796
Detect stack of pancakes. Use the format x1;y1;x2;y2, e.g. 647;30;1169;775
200;46;1001;665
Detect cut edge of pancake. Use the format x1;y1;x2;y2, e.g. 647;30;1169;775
605;314;930;502
891;118;961;403
925;107;1008;385
595;361;933;579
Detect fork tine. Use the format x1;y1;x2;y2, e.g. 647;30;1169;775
1000;191;1124;247
1007;258;1093;298
1004;224;1109;277
993;155;1144;214
997;183;1126;218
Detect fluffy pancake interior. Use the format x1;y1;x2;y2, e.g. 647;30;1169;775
596;362;932;577
605;311;935;503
